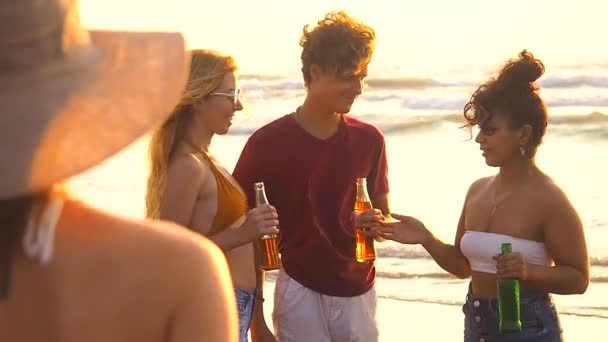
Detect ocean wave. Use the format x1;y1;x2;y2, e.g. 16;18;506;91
242;79;303;92
376;271;458;280
228;112;608;137
377;245;608;269
547;97;608;108
377;296;608;319
372;112;608;135
549;111;608;125
265;268;608;284
241;73;608;93
590;256;608;267
374;270;608;284
398;96;608;111
400;97;464;110
240;74;294;81
241;82;608;110
365;77;452;89
542;75;608;88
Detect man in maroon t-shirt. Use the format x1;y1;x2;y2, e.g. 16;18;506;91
233;11;390;342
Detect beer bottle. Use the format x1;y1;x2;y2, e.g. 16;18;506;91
354;178;376;262
498;242;522;333
254;182;281;271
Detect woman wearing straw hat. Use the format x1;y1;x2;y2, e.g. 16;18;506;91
145;50;279;342
0;1;237;341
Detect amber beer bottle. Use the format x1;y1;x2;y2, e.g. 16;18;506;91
354;178;376;262
254;182;281;271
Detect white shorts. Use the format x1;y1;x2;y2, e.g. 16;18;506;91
272;269;378;342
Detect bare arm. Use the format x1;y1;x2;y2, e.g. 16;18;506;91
525;187;589;294
201;201;279;257
210;205;278;253
370;192;390;242
420;202;471;279
378;207;471;279
418;180;483;279
378;182;477;278
167;235;238;342
159;154;205;227
160;155;277;252
207;220;253;252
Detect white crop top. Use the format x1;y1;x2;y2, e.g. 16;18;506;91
460;231;551;274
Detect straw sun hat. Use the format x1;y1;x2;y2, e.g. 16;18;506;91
0;0;189;198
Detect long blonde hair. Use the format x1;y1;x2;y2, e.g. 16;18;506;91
145;50;237;219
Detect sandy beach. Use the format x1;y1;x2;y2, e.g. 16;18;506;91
258;277;608;341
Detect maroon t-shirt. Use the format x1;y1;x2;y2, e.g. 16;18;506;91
233;113;389;297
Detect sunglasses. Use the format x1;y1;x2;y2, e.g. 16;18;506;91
209;88;243;107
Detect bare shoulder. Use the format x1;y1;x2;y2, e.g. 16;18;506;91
466;176;493;198
471;176;493;188
151;220;224;267
116;214;223;270
167;152;208;181
70;202;225;280
57;200;233;341
536;174;575;212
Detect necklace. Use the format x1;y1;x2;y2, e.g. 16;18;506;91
487;165;535;228
489;175;518;221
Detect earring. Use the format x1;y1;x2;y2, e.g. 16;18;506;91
519;145;526;157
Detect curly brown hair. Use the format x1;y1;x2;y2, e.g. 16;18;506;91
463;50;548;158
300;11;376;86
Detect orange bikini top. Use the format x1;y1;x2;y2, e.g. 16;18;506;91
197;151;248;236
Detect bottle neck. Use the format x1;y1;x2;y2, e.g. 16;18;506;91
255;190;269;206
356;184;371;203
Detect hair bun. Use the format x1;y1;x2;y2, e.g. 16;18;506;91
498;49;545;88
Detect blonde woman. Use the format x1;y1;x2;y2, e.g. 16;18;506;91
146;50;279;342
0;1;237;341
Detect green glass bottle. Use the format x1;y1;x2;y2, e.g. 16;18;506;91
498;242;522;333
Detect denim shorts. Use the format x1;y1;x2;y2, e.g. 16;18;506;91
235;288;257;342
463;284;563;342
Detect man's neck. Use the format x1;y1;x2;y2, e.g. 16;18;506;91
295;98;342;140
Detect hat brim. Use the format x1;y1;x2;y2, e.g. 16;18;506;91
0;30;188;198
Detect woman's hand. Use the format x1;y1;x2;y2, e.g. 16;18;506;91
370;213;431;245
495;252;529;280
241;205;279;241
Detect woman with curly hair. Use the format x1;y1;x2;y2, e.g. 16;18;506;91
373;50;588;341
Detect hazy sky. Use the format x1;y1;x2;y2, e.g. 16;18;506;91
80;0;607;75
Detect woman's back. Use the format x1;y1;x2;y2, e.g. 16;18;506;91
0;199;237;342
